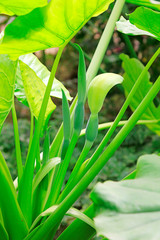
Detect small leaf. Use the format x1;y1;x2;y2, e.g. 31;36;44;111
30;205;95;232
0;55;16;132
88;73;123;114
121;53;160;135
129;7;160;41
15;54;72;103
116;16;156;39
0;0;114;58
0;0;48;16
32;157;61;192
91;154;160;240
19;60;56;122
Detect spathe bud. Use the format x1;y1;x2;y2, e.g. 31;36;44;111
88;73;123;114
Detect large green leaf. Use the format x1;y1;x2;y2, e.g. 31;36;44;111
91;154;160;240
0;152;28;239
19;60;55;122
121;53;160;135
15;53;72;107
126;0;160;11
0;0;114;59
0;0;48;16
0;55;16;132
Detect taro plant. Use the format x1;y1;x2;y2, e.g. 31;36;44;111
0;0;160;239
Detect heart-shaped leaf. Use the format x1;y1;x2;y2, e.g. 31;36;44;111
0;55;16;132
15;53;72;107
121;53;160;135
91;154;160;240
0;0;48;16
0;0;114;59
126;0;160;11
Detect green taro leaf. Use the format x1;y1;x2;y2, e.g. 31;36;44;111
19;60;55;122
0;55;16;132
116;16;156;39
15;53;72;106
129;7;160;41
91;154;160;240
0;0;114;59
121;53;160;135
117;7;160;41
0;0;48;16
126;0;160;11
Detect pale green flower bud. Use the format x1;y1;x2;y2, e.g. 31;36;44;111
88;73;123;114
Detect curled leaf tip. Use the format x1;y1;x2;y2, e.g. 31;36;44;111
88;73;123;114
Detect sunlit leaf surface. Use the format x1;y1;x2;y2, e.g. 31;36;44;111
0;0;48;16
0;55;16;131
15;53;72;107
0;0;114;58
19;60;56;122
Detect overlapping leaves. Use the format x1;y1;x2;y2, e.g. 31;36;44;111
117;7;160;41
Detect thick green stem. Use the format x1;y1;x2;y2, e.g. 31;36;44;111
121;33;137;58
45;132;79;208
86;0;125;88
11;103;23;184
80;119;160;137
27;75;160;240
58;141;92;202
18;47;64;226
